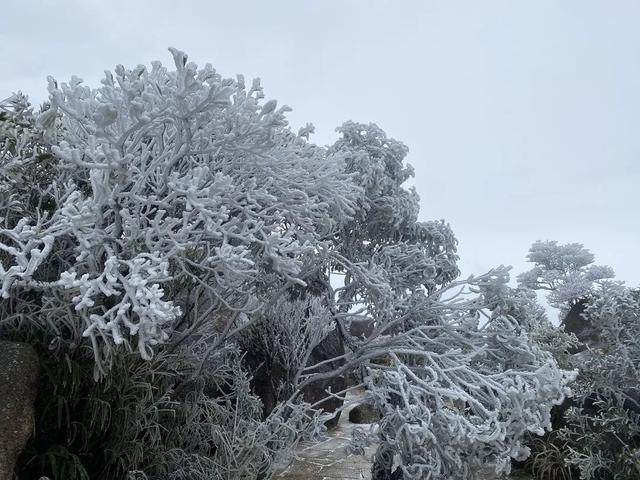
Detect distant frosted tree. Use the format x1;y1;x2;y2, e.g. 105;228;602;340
517;240;615;312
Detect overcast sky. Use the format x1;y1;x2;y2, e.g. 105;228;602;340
2;0;639;296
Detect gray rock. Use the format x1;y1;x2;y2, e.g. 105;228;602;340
0;341;39;480
301;329;346;429
349;320;375;339
348;402;381;424
245;327;346;429
562;298;598;350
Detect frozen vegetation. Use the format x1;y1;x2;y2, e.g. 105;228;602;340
0;49;637;479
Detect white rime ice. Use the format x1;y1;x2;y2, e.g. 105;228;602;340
0;50;575;479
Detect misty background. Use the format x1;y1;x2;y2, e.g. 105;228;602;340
2;0;639;305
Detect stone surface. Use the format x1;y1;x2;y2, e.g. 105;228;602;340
562;299;598;350
0;341;39;480
349;320;375;339
275;390;375;480
302;329;346;429
247;328;346;428
275;391;534;480
349;402;381;424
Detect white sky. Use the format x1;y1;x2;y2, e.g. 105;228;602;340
1;0;639;291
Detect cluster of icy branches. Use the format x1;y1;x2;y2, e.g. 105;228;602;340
0;50;576;480
1;48;361;368
517;240;640;480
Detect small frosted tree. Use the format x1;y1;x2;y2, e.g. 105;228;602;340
517;240;615;313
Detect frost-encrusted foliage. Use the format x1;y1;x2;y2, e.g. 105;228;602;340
555;287;640;479
483;283;579;369
1;50;359;368
330;121;460;293
345;270;575;480
518;240;615;312
323;125;572;479
518;242;640;480
1;50;573;480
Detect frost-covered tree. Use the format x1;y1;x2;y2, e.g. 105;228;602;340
1;50;358;479
311;124;574;480
517;240;615;312
0;50;574;480
345;270;574;480
532;286;640;480
481;279;579;369
1;48;361;369
516;243;640;480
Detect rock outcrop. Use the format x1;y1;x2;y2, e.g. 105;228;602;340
0;341;39;480
348;402;381;424
301;329;346;429
248;328;347;429
349;319;375;339
562;298;598;350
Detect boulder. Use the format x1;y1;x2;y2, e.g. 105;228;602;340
246;328;346;429
348;402;381;424
562;298;598;351
349;319;375;339
301;329;346;429
0;341;39;480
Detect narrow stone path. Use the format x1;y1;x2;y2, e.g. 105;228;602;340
274;391;534;480
275;392;374;480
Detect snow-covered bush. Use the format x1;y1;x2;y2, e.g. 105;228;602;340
555;287;640;479
0;51;574;480
1;49;360;372
518;241;640;480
